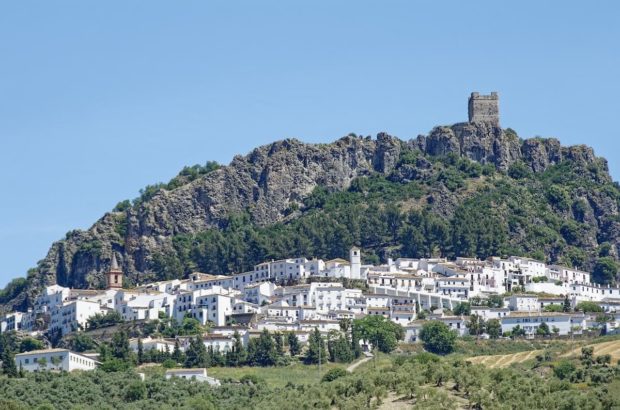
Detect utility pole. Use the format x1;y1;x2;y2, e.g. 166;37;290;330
318;335;321;381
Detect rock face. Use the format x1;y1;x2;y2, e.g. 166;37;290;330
418;123;520;171
5;124;618;309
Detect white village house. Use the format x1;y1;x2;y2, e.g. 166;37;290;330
15;348;99;372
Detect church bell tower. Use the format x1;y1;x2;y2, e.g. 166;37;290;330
106;253;123;289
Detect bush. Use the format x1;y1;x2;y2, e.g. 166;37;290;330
553;360;576;380
321;367;349;382
412;352;440;364
239;374;264;385
575;302;603;313
124;381;146;402
508;161;531;179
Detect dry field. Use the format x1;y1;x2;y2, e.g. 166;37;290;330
467;339;620;368
466;349;543;368
560;339;620;363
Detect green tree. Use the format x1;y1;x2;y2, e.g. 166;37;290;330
466;314;485;338
273;332;284;356
353;315;404;353
111;330;131;360
536;322;550;337
36;357;48;370
486;295;504;308
137;338;144;364
321;367;348;382
453;302;471;316
592;257;618;284
86;311;122;330
327;332;354;363
563;296;572;312
71;333;96;352
1;348;18;377
544;304;563;312
553;360;576;380
304;328;327;365
575;301;603;313
287;332;301;356
124;381;147;402
485;319;501;339
18;338;44;353
172;339;184;363
226;330;245;366
247;329;278;366
510;325;526;338
419;321;457;355
184;336;208;368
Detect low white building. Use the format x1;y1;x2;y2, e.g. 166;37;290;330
115;290;168;321
243;282;277;305
506;295;539;312
203;334;234;352
129;337;176;354
165;368;221;386
15;348;99;372
50;300;102;335
470;306;509;320
500;312;582;337
428;315;469;337
1;312;24;333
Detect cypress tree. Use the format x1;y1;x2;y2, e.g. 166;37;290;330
137;338;144;364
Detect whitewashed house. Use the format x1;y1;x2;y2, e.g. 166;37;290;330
15;348;99;372
129;337;176;354
243;282;277;305
203;334;234;352
33;285;70;313
506;295;539;312
50;300;102;335
165;368;220;386
0;312;24;333
500;312;580;336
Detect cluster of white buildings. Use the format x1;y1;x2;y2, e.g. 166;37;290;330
4;250;620;367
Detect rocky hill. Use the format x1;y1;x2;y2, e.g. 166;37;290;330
4;121;620;311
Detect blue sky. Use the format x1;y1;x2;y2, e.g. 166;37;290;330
1;1;619;287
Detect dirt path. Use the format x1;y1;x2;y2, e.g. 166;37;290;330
347;354;373;372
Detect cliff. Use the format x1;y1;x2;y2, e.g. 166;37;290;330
6;123;619;310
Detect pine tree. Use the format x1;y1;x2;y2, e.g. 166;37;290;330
1;349;18;378
563;296;572;312
172;339;184;364
111;330;131;360
227;330;245;366
304;328;326;365
184;336;208;368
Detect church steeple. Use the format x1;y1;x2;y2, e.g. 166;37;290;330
106;253;123;289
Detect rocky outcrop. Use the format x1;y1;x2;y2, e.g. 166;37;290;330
4;124;617;310
30;134;405;292
417;122;521;170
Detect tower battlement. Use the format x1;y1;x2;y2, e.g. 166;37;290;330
468;92;499;125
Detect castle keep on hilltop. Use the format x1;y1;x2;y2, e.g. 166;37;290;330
468;92;499;125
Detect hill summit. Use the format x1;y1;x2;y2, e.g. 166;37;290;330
3;92;619;310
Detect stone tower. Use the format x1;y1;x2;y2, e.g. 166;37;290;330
105;253;123;290
350;247;361;280
468;92;499;125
